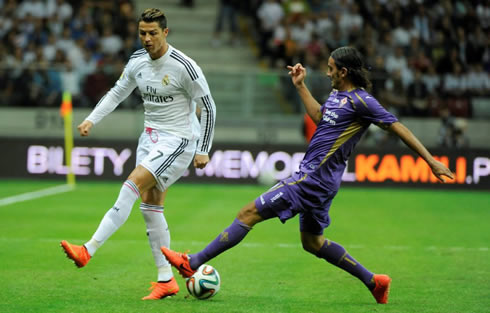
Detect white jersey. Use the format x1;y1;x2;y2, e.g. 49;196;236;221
85;44;216;154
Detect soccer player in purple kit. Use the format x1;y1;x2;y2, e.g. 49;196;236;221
161;46;454;304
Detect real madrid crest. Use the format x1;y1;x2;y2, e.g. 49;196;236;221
162;75;170;86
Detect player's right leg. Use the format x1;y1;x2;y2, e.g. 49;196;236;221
161;201;263;278
60;240;91;268
140;188;181;300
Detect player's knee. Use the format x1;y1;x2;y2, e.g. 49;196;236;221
141;187;165;205
301;240;318;255
301;235;324;255
236;202;262;227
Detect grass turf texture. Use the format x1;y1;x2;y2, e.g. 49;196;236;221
0;180;488;313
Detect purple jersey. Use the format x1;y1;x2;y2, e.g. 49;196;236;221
300;88;398;191
255;88;397;233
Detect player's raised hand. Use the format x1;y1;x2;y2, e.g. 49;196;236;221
430;160;454;183
287;63;306;87
77;120;93;136
194;153;209;169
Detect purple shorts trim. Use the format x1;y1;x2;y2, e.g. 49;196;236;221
255;174;337;235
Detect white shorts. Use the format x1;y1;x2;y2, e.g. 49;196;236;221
136;127;196;191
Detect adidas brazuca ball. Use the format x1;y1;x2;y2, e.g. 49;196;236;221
186;264;221;300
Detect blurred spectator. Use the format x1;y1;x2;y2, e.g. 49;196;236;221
338;2;363;38
476;1;490;29
290;14;314;52
438;106;470;148
442;62;467;97
212;0;240;47
56;27;75;55
408;47;431;73
370;55;388;100
100;27;123;56
56;0;73;21
257;0;285;62
382;69;408;116
385;46;412;88
413;4;430;44
83;65;111;106
466;63;490;96
313;10;334;43
422;64;441;96
407;70;429;117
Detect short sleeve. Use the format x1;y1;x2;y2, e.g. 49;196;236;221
353;91;398;130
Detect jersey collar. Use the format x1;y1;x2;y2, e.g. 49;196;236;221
149;44;173;65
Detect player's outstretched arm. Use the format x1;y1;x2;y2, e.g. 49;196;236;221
77;120;93;137
389;122;454;182
287;63;322;124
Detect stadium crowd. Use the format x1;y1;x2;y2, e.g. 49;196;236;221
247;0;489;119
0;0;141;108
1;0;489;123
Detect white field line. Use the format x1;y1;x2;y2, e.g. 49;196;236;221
0;237;487;252
0;184;75;207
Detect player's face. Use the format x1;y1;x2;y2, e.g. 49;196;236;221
327;56;345;90
139;21;168;59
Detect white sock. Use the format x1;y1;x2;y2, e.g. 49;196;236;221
85;180;140;256
158;266;173;282
140;203;173;281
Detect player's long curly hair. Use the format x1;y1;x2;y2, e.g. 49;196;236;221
331;46;372;90
140;8;167;30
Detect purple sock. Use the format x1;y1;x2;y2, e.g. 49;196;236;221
189;218;251;269
316;240;375;289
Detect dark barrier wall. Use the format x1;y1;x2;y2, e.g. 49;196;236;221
1;138;489;190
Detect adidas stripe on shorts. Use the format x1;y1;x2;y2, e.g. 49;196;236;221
137;127;197;191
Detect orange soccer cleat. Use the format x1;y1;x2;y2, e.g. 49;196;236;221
142;278;179;300
160;246;196;278
371;274;392;304
60;240;91;268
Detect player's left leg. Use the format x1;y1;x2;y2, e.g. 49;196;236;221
140;188;179;300
138;132;197;299
300;212;391;303
301;232;375;288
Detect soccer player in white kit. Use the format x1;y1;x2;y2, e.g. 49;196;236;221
60;8;216;300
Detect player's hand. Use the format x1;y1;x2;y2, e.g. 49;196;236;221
287;63;306;87
194;154;209;169
430;160;454;183
77;120;93;136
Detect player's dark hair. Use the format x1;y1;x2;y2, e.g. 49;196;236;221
331;46;372;90
139;8;167;30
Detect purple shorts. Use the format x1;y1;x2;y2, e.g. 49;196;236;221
254;172;337;235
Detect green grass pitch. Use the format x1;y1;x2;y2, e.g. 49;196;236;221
0;179;488;313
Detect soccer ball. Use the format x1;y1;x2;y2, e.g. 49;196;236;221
186;264;220;300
